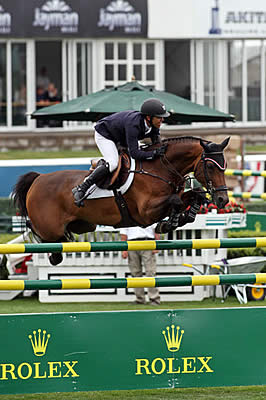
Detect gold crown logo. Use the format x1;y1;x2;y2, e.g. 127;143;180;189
162;324;184;352
28;329;51;357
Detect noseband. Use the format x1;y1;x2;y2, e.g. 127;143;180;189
195;151;228;197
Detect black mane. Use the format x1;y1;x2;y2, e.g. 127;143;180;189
162;136;209;145
143;136;210;151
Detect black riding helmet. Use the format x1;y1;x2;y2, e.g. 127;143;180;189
141;98;170;118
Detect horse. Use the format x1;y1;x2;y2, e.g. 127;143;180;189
12;136;230;265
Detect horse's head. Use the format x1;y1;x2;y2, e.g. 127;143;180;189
194;137;230;209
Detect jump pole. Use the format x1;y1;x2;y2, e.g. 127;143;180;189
1;273;266;290
228;191;266;200
225;169;266;177
0;237;266;254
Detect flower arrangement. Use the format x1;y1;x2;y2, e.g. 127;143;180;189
198;201;246;214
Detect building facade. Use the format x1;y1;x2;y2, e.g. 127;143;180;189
1;0;266;134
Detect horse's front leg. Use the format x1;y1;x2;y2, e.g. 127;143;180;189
178;188;207;227
155;194;184;234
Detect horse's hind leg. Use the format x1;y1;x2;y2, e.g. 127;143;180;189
49;221;97;266
48;232;75;266
49;252;63;266
26;220;65;265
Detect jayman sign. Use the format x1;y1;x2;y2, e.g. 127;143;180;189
0;0;147;38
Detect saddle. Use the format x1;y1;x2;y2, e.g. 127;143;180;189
90;151;131;190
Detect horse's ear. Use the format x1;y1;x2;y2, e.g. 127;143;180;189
200;139;208;151
221;137;230;149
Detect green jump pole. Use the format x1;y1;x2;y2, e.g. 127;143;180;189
228;191;266;200
0;237;266;254
225;169;266;177
1;273;266;291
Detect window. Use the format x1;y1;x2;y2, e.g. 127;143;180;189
203;41;216;109
12;43;27;126
228;41;243;121
192;39;266;123
0;43;6;126
103;40;159;88
77;42;92;97
0;41;28;128
36;41;62;128
246;40;261;121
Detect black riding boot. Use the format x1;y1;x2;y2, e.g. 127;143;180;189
72;163;110;207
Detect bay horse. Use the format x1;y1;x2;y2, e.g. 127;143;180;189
13;136;230;265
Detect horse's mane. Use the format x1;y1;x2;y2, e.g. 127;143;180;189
161;136;209;145
143;136;209;151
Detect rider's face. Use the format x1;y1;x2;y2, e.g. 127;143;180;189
146;116;163;128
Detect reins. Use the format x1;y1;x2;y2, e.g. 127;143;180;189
129;160;178;190
128;155;189;193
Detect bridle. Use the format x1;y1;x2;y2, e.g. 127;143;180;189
194;150;228;197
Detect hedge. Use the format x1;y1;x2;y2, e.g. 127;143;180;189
0;199;16;216
227;230;266;263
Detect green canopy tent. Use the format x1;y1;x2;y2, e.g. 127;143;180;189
31;81;235;124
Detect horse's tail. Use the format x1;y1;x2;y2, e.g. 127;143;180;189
12;172;40;218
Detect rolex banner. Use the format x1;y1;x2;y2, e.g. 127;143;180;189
1;308;266;395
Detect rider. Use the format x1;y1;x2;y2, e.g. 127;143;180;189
72;98;170;207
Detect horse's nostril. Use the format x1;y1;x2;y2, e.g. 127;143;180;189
217;196;226;209
218;197;224;204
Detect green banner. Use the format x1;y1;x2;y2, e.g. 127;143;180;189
0;308;266;394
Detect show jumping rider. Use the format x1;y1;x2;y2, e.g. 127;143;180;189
72;98;170;207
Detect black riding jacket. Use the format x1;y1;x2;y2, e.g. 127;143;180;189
95;110;160;160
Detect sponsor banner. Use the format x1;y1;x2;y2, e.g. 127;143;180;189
149;0;266;39
1;308;266;394
0;0;147;37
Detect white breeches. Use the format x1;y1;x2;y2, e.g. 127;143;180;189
95;130;119;172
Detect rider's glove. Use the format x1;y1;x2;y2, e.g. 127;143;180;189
152;144;168;159
152;135;162;145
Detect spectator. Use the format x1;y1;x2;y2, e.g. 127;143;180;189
37;66;50;91
47;82;61;103
120;225;161;305
14;84;27;125
14;84;26;105
36;86;49;127
36;85;48;104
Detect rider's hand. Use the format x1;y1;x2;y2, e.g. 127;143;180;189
153;144;168;158
152;136;162;145
122;250;128;259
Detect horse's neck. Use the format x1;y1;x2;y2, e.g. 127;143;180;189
169;141;202;176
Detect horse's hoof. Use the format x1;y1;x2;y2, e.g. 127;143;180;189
155;221;171;234
49;253;63;266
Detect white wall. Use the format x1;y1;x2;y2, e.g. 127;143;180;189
148;0;209;38
148;0;266;39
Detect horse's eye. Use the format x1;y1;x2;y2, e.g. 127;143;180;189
207;163;215;171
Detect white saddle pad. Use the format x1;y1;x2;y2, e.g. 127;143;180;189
85;158;136;199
